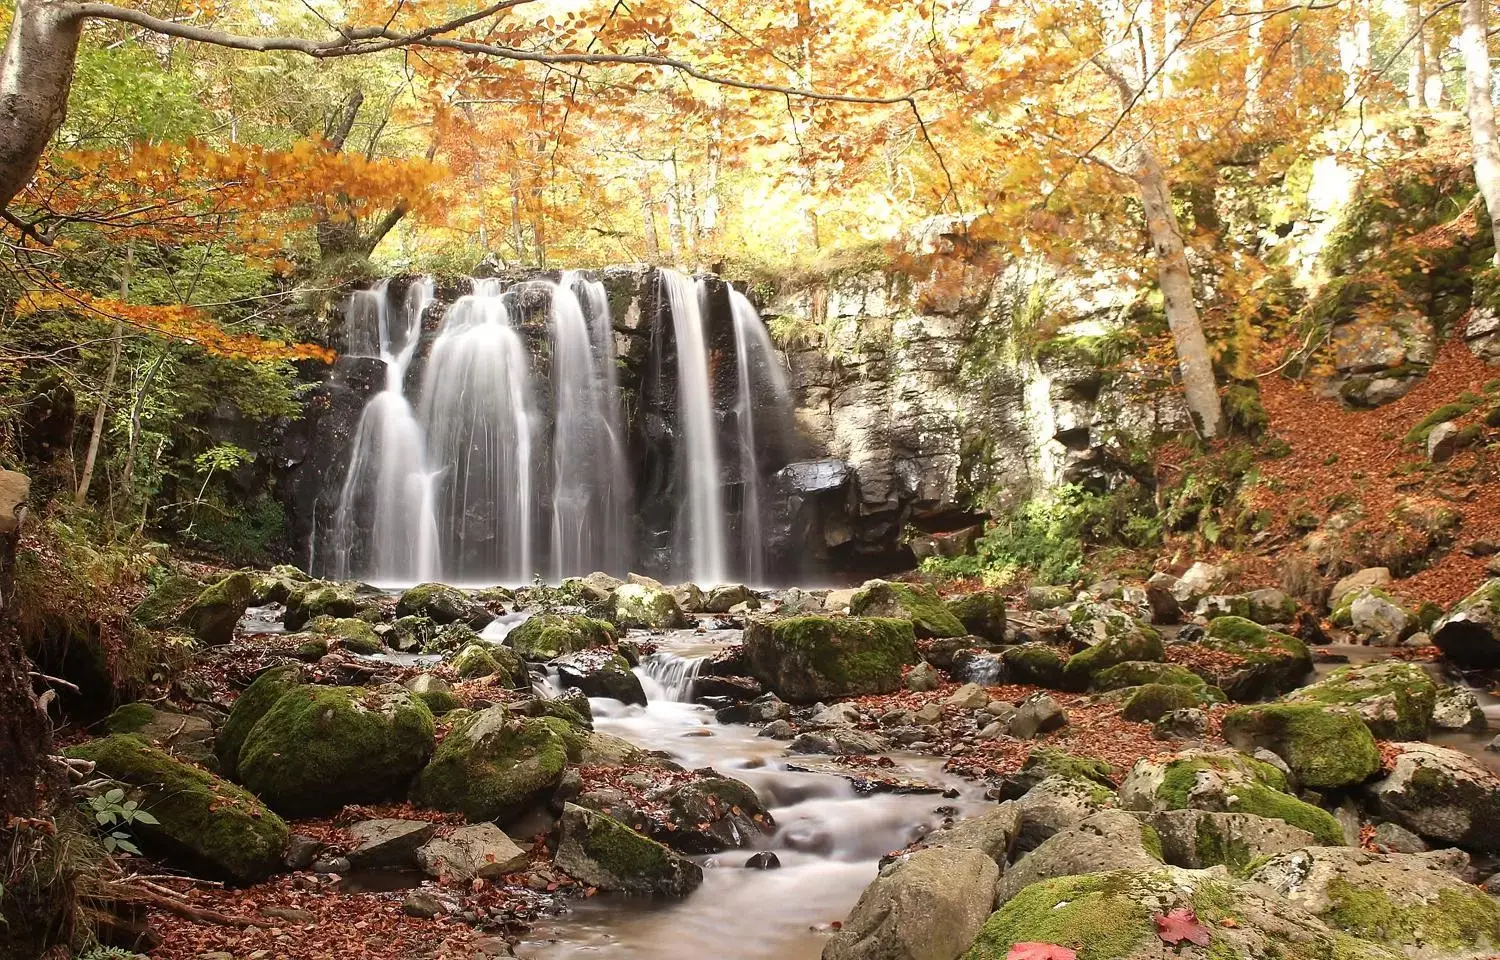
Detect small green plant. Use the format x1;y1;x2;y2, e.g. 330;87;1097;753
78;947;144;960
84;788;158;856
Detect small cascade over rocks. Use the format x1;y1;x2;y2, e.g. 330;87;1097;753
639;650;706;702
313;267;799;586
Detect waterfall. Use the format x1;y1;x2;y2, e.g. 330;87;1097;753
420;287;538;582
322;268;802;586
640;651;705;702
329;279;440;583
729;289;793;585
564;272;632;575
661;268;727;585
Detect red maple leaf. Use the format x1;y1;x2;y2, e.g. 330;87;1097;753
1007;944;1078;960
1156;908;1212;946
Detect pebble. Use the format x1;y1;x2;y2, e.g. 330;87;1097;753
401;893;446;919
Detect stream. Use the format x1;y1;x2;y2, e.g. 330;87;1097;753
516;628;988;960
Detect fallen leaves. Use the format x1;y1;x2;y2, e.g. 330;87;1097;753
1007;943;1078;960
1155;907;1212;946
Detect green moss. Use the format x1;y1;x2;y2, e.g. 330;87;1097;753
1405;399;1480;445
1094;661;1206;692
1140;824;1164;862
309;615;382;654
179;571;255;646
413;707;568;823
1121;683;1203;722
1224;384;1270;437
1155;753;1290;809
1061;620;1165;691
1290;662;1435;741
216;664;304;778
65;735;288;883
585;809;672;875
963;872;1153;960
744;616;918;702
132;574;206;629
103;702;157;735
414;689;459;715
612;583;685;629
1195;817;1254;875
294;636;329;659
508;614;616;661
1231;782;1345;845
1001;643;1067;686
1324;878;1500;949
946;589;1007;642
453;644;499;679
236;685;435;816
1022;747;1117;789
850;581;966;639
1223;702;1380;788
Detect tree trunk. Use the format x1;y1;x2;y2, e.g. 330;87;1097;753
0;469;48;819
1131;146;1227;438
76;244;129;507
0;0;83;214
1462;0;1500;265
1408;0;1430;109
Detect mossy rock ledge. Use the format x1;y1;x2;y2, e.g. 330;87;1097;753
742;615;918;703
1119;748;1346;846
1221;702;1381;789
412;705;569;823
1286;660;1437;740
66;735;289;884
963;867;1402;960
235;684;435;816
553;803;703;897
850;580;967;639
507;613;616;661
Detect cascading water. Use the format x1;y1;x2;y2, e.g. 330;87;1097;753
420;285;538;581
330;279;440;583
729;289;794;585
321;268;798;585
660;268;727;585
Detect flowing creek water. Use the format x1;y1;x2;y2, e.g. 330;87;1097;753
516;627;988;960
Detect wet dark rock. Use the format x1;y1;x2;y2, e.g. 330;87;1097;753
555;650;647;706
691;674;762;702
1432;579;1500;668
347;819;437;869
285;835;323;871
745;851;781;869
715;692;790;724
787;728;889;755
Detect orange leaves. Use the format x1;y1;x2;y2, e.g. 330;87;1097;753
16;289;335;364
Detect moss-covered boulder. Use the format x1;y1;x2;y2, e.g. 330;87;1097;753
555;650;646;705
1196;589;1297;626
553;803;703;897
66;735;288;883
395;582;493;629
103;702;215;768
1368;742;1500;854
1137;809;1317;873
611;583;686;629
851;580;966;639
945;589;1008;643
507;614;616;661
662;775;773;853
453;644;499;679
133;574;207;629
1331;587;1419;645
1287;660;1436;740
216;664;306;779
250;565;311;605
1252;846;1500;956
742;616;918;703
236;684;435;816
1000;643;1067;687
413;706;568;823
1221;702;1381;789
405;675;458;715
1190;616;1312;701
1094;661;1211;693
1120;749;1345;845
1120;684;1209;722
1433;579;1500;668
385;615;439;652
964;867;1401;960
283;581;380;631
308;615;382;654
179;572;256;646
1059;609;1164;692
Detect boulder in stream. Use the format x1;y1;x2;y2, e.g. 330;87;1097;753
395;582;494;628
1221;702;1381;789
179;571;255;646
1187;616;1313;701
849;580;966;639
742;616;918;703
823;846;998;960
507;613;616;661
553;803;703;897
1284;660;1436;740
612;583;687;629
235;684;436;816
555;649;647;705
1433;579;1500;668
413;705;569;823
945;589;1007;643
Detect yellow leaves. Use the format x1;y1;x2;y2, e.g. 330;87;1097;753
16;289;336;364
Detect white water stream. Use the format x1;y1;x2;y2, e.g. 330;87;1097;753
517;630;986;960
